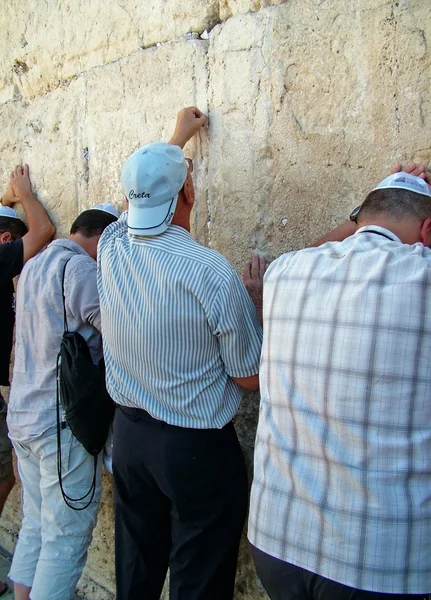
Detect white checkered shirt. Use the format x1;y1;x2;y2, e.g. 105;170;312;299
248;225;431;594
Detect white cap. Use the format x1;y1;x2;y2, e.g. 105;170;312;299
373;173;431;197
0;206;20;219
122;142;188;236
89;203;120;218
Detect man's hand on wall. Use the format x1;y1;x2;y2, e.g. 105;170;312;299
242;253;267;326
391;162;431;184
10;164;34;202
169;107;206;148
1;181;18;207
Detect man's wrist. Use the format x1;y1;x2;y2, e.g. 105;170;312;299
16;190;35;203
168;134;187;149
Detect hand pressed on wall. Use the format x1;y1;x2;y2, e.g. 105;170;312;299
1;181;17;207
391;161;431;184
242;253;268;326
10;164;33;201
169;106;206;149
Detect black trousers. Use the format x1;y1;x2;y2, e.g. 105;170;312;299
251;546;430;600
113;406;249;600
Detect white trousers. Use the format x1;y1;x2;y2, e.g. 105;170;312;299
9;426;102;600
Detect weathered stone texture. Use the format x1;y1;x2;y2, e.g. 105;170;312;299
0;0;288;101
207;0;431;267
0;0;430;598
0;79;85;236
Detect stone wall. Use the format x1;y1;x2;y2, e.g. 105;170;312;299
0;0;430;597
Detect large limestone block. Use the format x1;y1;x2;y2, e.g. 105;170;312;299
0;0;217;101
0;78;87;237
0;40;208;239
208;0;431;265
80;39;209;241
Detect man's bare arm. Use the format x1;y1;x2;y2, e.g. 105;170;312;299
9;165;55;263
311;220;356;247
231;374;259;391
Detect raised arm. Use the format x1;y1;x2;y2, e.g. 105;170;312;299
6;164;55;263
168;107;206;148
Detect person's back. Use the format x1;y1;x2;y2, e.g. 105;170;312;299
99;221;259;428
249;172;431;600
9;239;103;441
251;230;431;592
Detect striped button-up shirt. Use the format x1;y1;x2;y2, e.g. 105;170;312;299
97;213;262;429
248;225;431;594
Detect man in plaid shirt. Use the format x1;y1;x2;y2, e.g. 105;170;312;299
247;164;431;600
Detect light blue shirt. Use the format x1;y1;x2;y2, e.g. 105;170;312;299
8;239;102;442
97;214;262;429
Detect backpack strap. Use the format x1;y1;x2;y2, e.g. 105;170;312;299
61;257;71;333
56;255;98;511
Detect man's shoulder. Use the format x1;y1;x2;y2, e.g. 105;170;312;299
23;240;94;283
0;239;24;288
187;240;238;281
0;239;23;269
99;215;127;247
0;238;23;260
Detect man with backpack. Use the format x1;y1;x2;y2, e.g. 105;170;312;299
7;203;118;600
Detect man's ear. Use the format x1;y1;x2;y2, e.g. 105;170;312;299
419;218;431;246
0;231;12;244
182;175;195;207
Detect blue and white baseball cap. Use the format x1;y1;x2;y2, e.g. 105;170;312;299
122;142;188;236
90;203;120;218
374;173;431;197
0;206;21;219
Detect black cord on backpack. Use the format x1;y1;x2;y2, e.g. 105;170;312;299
56;257;98;511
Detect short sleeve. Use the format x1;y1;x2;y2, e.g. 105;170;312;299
65;258;101;330
211;269;263;378
0;239;23;285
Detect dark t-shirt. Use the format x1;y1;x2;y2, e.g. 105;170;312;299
0;240;24;385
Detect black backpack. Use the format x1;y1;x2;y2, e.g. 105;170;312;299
56;257;115;510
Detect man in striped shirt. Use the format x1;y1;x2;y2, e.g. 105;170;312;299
248;168;431;600
97;107;263;600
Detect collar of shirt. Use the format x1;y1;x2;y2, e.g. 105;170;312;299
49;238;91;257
355;225;401;243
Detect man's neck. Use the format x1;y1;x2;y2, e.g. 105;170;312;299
68;233;94;258
170;215;191;233
357;218;421;245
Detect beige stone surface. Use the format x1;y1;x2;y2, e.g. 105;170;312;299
207;0;431;268
0;0;215;101
0;0;288;101
0;0;430;598
82;40;209;238
0;78;86;237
